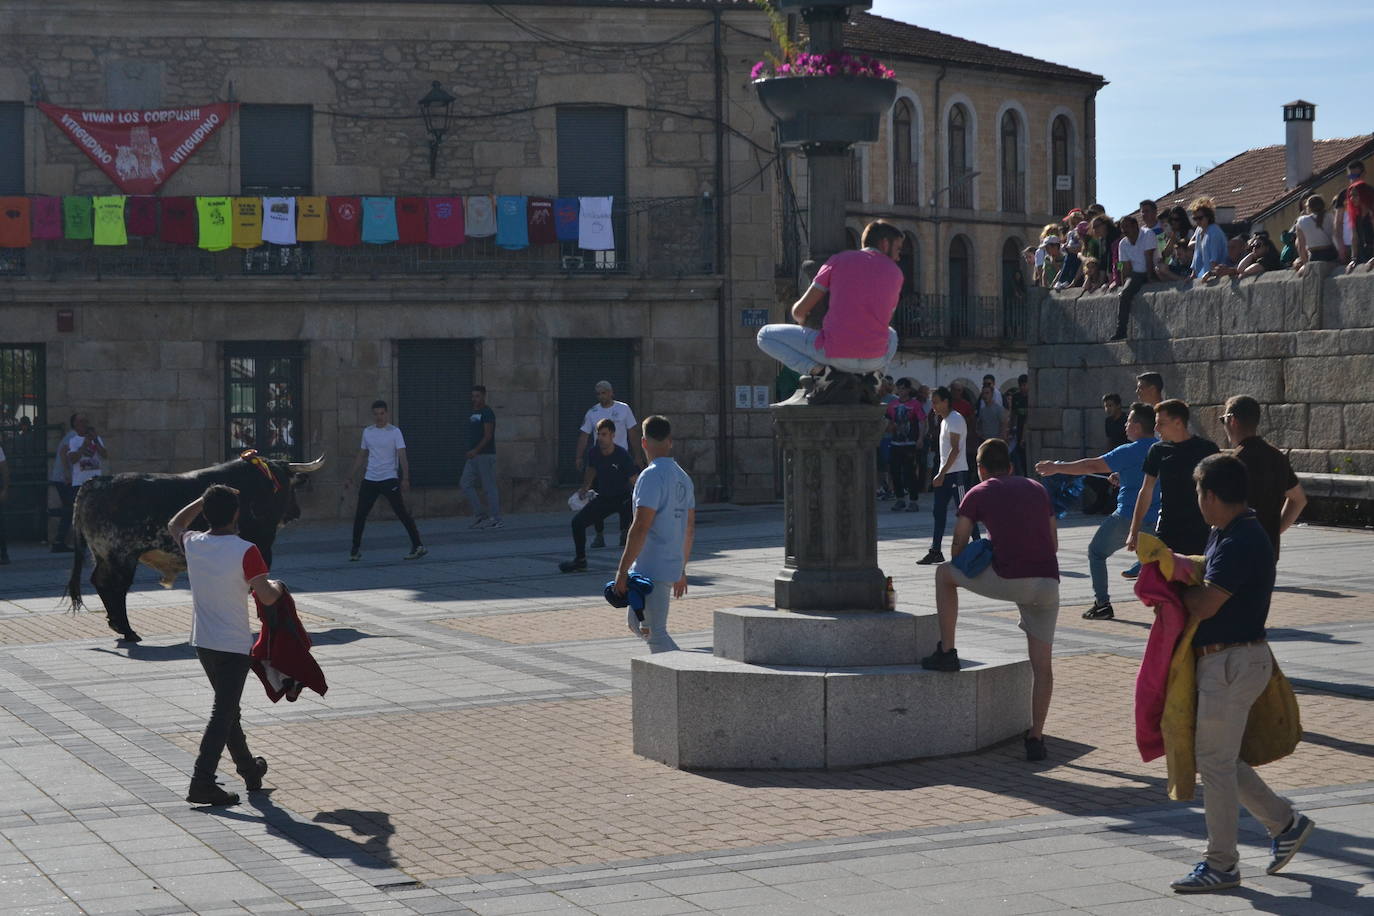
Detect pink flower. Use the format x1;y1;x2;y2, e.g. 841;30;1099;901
751;61;767;80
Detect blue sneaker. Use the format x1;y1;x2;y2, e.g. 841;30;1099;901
1121;561;1141;580
1171;862;1241;893
1267;813;1314;874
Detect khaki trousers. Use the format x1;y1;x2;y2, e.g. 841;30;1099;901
1196;642;1294;871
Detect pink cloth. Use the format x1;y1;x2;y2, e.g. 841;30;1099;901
812;249;903;359
1133;554;1198;761
31;196;63;240
426;197;465;247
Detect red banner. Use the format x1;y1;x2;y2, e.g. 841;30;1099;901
38;102;237;195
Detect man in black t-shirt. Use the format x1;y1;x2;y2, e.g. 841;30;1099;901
1220;395;1306;559
560;419;637;573
1169;454;1312;893
1102;393;1128;448
1127;399;1218;556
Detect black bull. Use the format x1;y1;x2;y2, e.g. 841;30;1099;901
66;454;324;641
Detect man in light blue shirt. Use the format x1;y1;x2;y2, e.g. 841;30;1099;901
615;415;695;652
1036;401;1160;621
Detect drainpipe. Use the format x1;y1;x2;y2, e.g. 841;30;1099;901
930;65;947;302
1083;91;1095;204
713;9;731;501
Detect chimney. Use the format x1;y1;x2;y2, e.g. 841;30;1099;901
1283;100;1316;190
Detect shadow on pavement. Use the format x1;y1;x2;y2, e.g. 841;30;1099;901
86;627;378;663
209;791;401;874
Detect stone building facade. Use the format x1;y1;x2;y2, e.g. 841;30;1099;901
0;0;1105;533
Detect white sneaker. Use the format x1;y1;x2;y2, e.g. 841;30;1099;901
468;515;488;529
483;517;505;529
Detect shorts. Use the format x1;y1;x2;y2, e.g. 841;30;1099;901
947;563;1060;645
878;437;892;471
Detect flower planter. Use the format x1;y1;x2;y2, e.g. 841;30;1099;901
755;75;896;146
774;0;874;13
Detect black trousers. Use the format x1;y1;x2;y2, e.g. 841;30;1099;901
1115;274;1147;337
889;444;919;499
0;493;7;557
351;478;421;552
572;493;632;558
193;647;255;785
54;482;77;544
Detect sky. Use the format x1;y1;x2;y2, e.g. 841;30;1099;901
868;0;1372;216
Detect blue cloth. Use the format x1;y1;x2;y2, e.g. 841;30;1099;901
951;537;993;577
1196;509;1275;646
1191;223;1229;277
554;198;579;241
1103;437;1160;524
629;457;694;584
604;573;653;621
1043;474;1083;517
361;197;399;244
496;195;529;250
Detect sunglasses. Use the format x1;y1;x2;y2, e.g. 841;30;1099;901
1218;413;1235;422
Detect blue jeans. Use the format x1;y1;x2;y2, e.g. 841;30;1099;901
756;324;899;375
460;453;500;519
1089;514;1132;603
931;470;975;551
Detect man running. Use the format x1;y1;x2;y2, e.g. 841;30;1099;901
344;400;426;561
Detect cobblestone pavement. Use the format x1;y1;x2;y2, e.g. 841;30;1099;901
0;506;1370;914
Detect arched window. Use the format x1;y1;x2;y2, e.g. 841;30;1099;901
894;231;922;336
900;231;921;297
893;99;918;205
948;105;971;209
949;235;973;336
846;148;863;203
1000;110;1024;213
1052;115;1074;216
1002;237;1027;339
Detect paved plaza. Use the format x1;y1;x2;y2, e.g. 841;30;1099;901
0;504;1370;915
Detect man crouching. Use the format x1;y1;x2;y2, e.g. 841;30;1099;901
920;439;1061;761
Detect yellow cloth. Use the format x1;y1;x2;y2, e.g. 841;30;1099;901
1137;534;1303;801
231;197;263;249
197;197;231;251
92;196;127;246
296;196;327;242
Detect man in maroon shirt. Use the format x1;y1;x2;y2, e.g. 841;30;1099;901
921;438;1061;761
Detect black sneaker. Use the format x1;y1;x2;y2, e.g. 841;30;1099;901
1082;600;1115;620
1024;732;1048;761
916;549;944;565
891;499;907;511
559;557;588;573
187;782;240;806
239;756;269;792
920;642;959;671
590;533;606;549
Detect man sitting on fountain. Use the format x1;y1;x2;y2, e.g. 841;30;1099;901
921;438;1062;762
756;219;904;403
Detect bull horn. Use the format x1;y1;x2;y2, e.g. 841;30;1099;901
288;455;326;474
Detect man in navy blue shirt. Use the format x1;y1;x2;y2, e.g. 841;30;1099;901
560;419;637;573
1170;454;1313;893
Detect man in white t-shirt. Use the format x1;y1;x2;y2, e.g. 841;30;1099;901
344;400;426;562
170;484;283;807
52;413;106;552
919;386;977;565
1110;215;1157;342
575;381;640;548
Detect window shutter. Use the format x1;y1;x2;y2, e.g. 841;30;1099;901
556;107;627;199
557;339;635;485
0;103;23;194
397;340;476;487
240;105;313;193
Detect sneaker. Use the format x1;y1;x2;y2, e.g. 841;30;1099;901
877;488;892;501
186;782;240;806
920;642;959;671
891;499;907;511
468;514;489;529
349;551;361;562
559;557;588;573
404;546;428;560
1267;813;1314;875
239;756;269;792
1024;732;1048;761
1121;562;1141;580
1082;600;1115;620
483;517;505;529
591;533;607;548
1171;862;1241;893
916;549;944;566
906;501;920;512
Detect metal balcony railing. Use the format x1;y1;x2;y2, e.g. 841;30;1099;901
1001;173;1025;213
892;293;1028;343
948;170;974;209
0;197;716;280
894;164;919;205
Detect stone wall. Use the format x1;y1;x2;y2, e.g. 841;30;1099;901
1027;265;1374;499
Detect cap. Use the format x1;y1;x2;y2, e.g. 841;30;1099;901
594;380;613;392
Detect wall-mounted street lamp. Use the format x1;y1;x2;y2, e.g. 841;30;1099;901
418;80;456;178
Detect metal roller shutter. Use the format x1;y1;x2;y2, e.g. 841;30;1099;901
0;103;23;195
397;339;475;487
557;339;635;485
239;104;313;193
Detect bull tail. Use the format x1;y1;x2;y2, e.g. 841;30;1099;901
66;534;86;613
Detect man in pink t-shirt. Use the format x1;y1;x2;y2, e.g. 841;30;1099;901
757;220;904;385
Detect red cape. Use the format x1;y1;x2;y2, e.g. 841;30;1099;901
251;587;327;702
